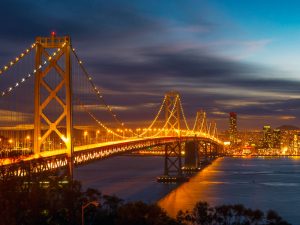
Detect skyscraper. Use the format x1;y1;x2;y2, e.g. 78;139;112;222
273;129;281;149
229;112;237;145
262;125;273;148
292;134;298;154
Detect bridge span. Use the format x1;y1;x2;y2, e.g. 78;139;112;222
1;135;222;178
0;34;224;180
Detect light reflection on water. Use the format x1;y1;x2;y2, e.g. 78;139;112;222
158;158;225;216
75;156;300;224
159;157;300;224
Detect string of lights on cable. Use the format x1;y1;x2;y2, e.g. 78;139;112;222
0;43;36;76
75;98;132;139
147;95;180;138
76;93;176;139
71;46;211;139
70;48;128;127
178;96;191;130
0;43;66;98
137;95;167;137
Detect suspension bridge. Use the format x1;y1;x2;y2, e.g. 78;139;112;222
0;34;223;181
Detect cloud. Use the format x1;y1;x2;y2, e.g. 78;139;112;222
73;102;160;113
0;109;31;123
207;39;273;60
1;0;300;130
68;42;300;129
211;111;227;115
280;115;296;120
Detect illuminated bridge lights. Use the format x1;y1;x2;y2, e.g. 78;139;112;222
0;136;223;178
0;35;223;179
157;176;189;183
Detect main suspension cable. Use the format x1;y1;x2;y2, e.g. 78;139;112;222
0;43;36;76
71;48;127;129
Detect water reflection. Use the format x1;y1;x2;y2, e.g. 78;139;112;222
75;156;300;224
74;156;177;203
159;157;300;224
158;158;224;216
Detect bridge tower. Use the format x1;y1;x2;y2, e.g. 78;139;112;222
209;121;218;139
33;34;73;174
183;141;199;172
192;110;208;166
193;110;208;134
164;91;181;136
158;91;187;182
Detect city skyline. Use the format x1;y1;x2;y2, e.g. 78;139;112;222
1;1;300;130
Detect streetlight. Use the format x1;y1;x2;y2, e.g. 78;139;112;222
25;135;30;148
8;139;13;148
82;201;100;225
84;131;88;144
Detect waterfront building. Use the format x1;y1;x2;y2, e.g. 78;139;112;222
279;128;300;155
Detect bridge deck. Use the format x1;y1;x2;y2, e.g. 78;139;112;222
0;136;223;177
1;136;222;165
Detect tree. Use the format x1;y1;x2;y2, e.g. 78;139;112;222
177;201;290;225
266;210;290;225
115;201;181;225
0;171;291;225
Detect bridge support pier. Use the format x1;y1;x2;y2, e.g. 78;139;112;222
212;143;218;158
157;141;188;183
199;141;208;162
197;141;212;168
183;141;199;173
164;142;182;177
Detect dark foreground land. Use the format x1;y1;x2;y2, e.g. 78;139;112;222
0;171;291;225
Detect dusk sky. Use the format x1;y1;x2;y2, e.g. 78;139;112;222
2;0;300;130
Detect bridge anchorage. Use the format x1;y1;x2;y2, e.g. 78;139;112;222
0;34;224;182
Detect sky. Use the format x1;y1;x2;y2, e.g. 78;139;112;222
1;0;300;130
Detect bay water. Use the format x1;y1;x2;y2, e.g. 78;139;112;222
74;156;300;224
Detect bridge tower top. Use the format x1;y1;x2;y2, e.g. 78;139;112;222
36;34;70;48
165;91;180;97
193;109;208;134
164;91;181;136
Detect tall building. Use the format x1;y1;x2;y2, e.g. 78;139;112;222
262;125;273;148
278;129;300;154
292;134;298;154
229;112;237;145
273;129;281;149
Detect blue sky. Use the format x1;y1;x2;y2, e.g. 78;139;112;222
205;1;300;69
1;0;300;130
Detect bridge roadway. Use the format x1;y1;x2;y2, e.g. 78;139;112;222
0;135;222;177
